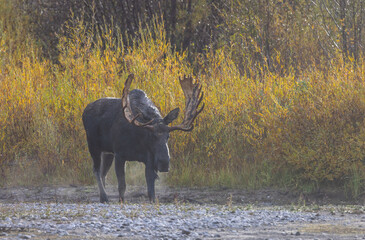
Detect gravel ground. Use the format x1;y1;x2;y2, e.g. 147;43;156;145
1;186;365;239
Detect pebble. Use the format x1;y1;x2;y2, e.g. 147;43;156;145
17;234;32;239
0;202;349;239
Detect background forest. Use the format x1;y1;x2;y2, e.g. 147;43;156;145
0;0;364;198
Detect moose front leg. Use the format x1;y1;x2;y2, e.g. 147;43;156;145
145;165;158;202
114;154;126;202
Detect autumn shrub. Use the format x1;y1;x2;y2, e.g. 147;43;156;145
0;1;364;197
262;59;365;193
0;0;49;180
170;49;365;195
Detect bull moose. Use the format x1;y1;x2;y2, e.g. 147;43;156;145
82;74;204;202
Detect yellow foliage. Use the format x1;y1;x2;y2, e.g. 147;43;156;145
0;2;364;194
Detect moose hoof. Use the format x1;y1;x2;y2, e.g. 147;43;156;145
100;195;109;203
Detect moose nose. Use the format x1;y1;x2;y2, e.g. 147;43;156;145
157;161;169;172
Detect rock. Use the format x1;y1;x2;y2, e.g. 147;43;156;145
181;229;190;235
18;234;32;239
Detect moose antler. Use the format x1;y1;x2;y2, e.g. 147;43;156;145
168;75;204;132
122;74;154;128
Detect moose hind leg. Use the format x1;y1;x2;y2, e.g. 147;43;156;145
101;152;114;188
91;150;109;203
114;154;126;202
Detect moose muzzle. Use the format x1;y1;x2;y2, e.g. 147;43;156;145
157;161;169;172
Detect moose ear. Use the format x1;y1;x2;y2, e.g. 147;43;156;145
163;108;180;125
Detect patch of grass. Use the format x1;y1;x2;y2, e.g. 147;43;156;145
103;161;146;187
